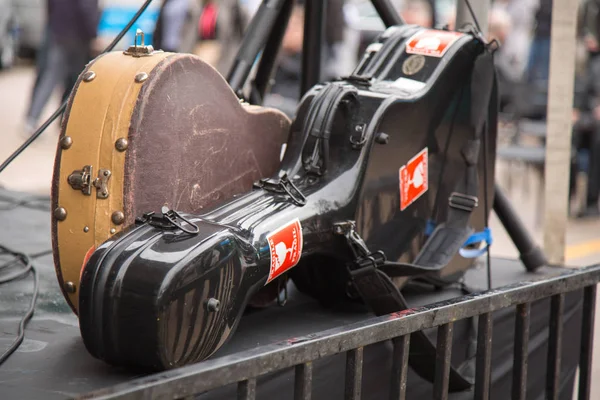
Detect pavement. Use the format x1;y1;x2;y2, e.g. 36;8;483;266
1;63;600;397
0;64;61;195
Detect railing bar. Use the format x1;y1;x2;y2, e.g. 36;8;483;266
433;322;454;400
294;362;313;400
578;285;597;400
512;303;530;400
345;347;364;400
237;378;257;400
74;265;600;400
474;312;493;400
546;294;564;400
389;335;410;400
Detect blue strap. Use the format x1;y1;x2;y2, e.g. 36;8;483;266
424;220;492;259
458;227;492;258
425;220;436;236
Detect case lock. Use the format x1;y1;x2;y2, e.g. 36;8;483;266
123;29;155;57
67;165;111;199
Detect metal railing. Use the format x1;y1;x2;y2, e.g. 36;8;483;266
76;264;600;400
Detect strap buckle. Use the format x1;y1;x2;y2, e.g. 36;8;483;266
348;251;387;277
448;192;479;212
333;220;387;274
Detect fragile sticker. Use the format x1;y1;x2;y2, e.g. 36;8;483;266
405;30;464;58
266;218;303;284
399;148;428;211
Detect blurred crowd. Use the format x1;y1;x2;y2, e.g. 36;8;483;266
19;0;600;218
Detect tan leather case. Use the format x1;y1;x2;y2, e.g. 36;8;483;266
51;50;290;314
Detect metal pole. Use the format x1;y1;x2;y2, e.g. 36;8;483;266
494;184;547;271
371;0;406;27
543;0;578;264
455;0;489;36
251;0;295;104
300;0;325;98
226;0;289;97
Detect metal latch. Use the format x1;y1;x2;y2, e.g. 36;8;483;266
253;174;306;207
67;165;111;199
134;206;199;235
123;29;155;57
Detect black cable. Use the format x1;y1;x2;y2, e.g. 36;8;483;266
0;245;39;366
29;249;54;259
463;0;482;34
461;0;493;289
0;193;50;212
0;249;52;271
0;191;52;365
483;121;492;290
0;0;156;175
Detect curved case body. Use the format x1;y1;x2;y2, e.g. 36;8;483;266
51;50;290;313
79;26;498;371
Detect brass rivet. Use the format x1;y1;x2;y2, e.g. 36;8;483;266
115;138;128;152
83;226;89;233
110;228;116;234
111;211;125;225
135;72;148;83
54;207;67;221
65;281;76;293
60;136;73;149
83;71;96;82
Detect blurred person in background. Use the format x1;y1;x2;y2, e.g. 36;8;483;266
492;0;538;85
213;0;250;74
516;0;552;120
153;0;202;54
571;0;600;218
487;5;516;112
154;0;249;75
23;0;100;135
398;0;434;28
526;0;552;85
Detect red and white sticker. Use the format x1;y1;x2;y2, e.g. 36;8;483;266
406;30;464;58
266;218;303;284
399;148;429;211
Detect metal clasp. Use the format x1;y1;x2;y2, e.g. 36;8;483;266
134;207;199;235
160;206;200;234
123;29;155;57
254;174;307;207
349;123;367;149
67;165;93;195
67;165;111;198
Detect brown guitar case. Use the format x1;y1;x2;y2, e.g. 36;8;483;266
51;47;290;314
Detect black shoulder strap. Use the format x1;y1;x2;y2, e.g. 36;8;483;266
410;48;496;271
347;47;497;392
349;265;473;391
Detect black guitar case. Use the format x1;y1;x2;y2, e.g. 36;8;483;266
77;25;498;392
